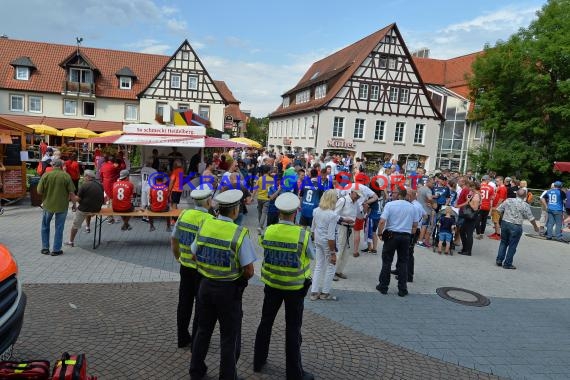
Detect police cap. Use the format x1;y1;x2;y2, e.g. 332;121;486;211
275;192;300;214
215;189;243;208
190;189;213;200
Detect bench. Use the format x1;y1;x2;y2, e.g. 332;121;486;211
88;208;181;249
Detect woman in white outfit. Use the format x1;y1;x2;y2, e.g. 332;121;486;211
310;189;352;301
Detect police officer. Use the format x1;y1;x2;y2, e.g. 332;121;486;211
376;188;418;297
254;192;315;380
189;189;256;380
171;189;214;349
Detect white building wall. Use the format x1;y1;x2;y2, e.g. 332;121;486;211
139;98;225;130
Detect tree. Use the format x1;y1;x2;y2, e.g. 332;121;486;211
469;0;570;186
245;116;269;146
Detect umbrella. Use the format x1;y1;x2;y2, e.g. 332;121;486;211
229;137;263;149
58;127;98;139
98;130;124;137
28;124;60;136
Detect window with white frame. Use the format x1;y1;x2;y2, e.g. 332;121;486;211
310;116;315;137
198;105;210;120
82;101;95;117
388;57;397;70
414;123;425;144
333;117;344;138
69;68;92;83
64;99;77;115
358;84;369;99
119;76;132;89
29;96;42;113
286;120;290;136
16;67;29;80
400;88;409;103
379;56;387;69
389;87;399;102
156;102;167;117
394;122;405;143
295;90;310;104
315;84;327;99
9;95;24;112
125;104;138;121
370;85;379;101
354;119;365;139
188;75;198;90
282;97;290;108
303;117;307;137
374;120;385;141
170;74;181;89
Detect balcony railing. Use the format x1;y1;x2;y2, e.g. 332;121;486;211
62;81;95;95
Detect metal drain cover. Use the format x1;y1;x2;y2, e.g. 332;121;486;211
436;287;490;307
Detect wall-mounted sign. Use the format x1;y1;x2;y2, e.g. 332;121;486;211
326;139;356;149
123;124;206;136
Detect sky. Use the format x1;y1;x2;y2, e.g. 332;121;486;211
0;0;546;117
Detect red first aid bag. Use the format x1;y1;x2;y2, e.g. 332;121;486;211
51;353;89;380
0;360;50;379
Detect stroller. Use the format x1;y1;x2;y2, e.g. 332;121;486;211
431;207;457;255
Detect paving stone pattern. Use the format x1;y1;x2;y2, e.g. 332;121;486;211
13;282;498;380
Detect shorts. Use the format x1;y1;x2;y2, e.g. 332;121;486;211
299;215;313;227
491;209;501;223
438;231;453;243
72;210;89;230
171;191;182;204
354;218;365;231
421;214;431;227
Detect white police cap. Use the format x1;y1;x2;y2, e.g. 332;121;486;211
190;189;213;200
275;192;300;213
214;189;243;208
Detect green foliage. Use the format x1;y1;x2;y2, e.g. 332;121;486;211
469;0;570;186
129;145;141;168
206;128;223;138
245;117;268;146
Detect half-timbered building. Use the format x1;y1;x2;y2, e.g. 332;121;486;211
268;23;444;171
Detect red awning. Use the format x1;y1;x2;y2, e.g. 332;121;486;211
553;162;570;173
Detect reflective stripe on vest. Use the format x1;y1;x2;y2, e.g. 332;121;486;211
260;223;311;290
178;209;213;268
195;218;247;281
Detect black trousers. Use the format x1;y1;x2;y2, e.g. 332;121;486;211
190;278;245;380
406;230;420;281
378;233;411;291
177;265;201;346
460;218;476;254
476;210;490;235
254;284;309;380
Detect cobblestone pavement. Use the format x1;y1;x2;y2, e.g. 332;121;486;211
14;282;498;380
2;199;570;379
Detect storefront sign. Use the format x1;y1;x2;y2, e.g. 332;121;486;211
2;169;23;195
326;139;355;149
123;124;206;136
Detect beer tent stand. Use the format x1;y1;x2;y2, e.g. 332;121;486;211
0;117;32;203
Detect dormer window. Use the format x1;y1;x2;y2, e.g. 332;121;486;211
69;68;93;83
120;76;132;89
16;67;29;80
283;97;290;108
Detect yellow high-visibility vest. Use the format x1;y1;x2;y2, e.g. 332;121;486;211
177;209;214;269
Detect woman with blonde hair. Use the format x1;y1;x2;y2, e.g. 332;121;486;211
310;189;353;301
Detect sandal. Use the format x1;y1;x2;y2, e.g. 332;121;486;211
370;249;377;254
319;293;338;301
309;292;320;301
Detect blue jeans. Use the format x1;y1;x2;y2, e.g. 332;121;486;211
496;221;522;266
41;209;68;252
546;210;563;239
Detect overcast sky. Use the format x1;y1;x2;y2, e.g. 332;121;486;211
0;0;545;116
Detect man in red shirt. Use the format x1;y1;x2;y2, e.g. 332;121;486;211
148;177;170;232
489;176;508;239
476;175;495;239
168;159;185;226
64;153;81;194
112;169;135;231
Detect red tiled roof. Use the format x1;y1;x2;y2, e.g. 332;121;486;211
0;38;169;100
0;114;123;132
214;80;239;104
271;24;395;117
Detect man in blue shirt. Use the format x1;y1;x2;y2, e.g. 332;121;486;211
376;188;418;297
541;181;567;240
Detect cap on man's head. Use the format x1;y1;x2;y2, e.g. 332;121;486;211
119;169;130;180
215;189;243;208
275;192;300;214
553;181;563;188
191;189;213;200
83;169;96;179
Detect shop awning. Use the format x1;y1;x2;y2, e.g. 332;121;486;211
71;134;246;148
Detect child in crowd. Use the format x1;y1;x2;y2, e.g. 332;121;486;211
437;206;456;255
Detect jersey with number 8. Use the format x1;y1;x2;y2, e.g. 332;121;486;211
150;187;170;212
112;181;135;212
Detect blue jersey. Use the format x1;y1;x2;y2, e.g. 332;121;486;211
543;189;565;212
300;182;321;218
433;185;449;205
